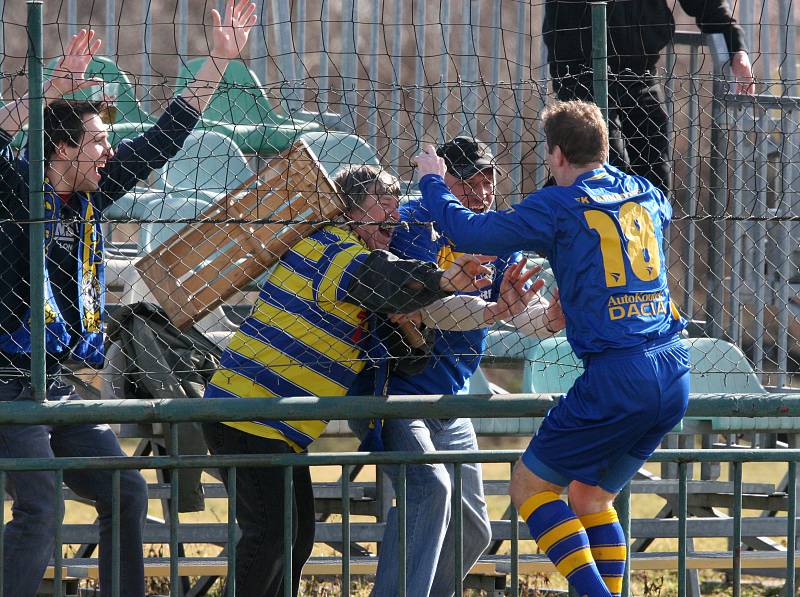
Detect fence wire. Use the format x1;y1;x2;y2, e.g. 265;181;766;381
0;0;798;400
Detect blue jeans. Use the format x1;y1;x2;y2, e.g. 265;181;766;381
349;418;492;597
0;378;148;597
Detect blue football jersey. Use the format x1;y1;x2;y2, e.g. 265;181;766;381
420;164;685;359
379;198;521;395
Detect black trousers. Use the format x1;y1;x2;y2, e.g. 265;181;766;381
202;422;315;597
552;69;671;195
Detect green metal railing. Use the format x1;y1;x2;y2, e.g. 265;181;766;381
0;394;798;597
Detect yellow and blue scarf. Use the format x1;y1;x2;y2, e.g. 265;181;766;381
0;189;106;366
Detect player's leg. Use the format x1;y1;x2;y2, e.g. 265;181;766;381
510;458;612;597
569;480;631;597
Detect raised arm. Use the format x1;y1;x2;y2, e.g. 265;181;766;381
414;144;556;257
179;0;258;114
0;29;102;136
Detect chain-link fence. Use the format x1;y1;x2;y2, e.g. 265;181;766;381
0;0;798;399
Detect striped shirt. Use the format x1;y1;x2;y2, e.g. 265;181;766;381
204;225;371;451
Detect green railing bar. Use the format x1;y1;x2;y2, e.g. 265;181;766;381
26;0;46;401
112;469;120;597
614;483;631;597
787;461;797;597
398;464;406;597
2;394;800;425
3;448;800;474
169;425;180;594
341;465;351;597
54;468;63;597
678;463;688;597
732;461;742;597
283;466;292;597
510;463;518;597
453;463;463;597
590;1;609;122
227;466;236;597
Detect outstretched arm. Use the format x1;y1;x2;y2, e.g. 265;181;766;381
0;29;102;136
414;144;555;257
179;0;258;114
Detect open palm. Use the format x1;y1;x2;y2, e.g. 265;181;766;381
48;29;102;99
211;0;258;60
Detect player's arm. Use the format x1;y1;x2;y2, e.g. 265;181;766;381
415;144;555;256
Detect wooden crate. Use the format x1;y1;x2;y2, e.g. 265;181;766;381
135;139;344;330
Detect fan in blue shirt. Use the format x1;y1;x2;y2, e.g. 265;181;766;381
349;137;565;597
415;101;690;597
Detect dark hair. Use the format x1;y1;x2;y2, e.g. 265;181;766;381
333;165;400;211
43;100;104;161
541;100;609;166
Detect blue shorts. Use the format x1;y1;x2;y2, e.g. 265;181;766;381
522;335;690;493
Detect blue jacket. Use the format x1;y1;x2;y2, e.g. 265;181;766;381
0;97;200;373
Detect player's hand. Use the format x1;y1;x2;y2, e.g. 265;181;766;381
388;311;423;327
439;254;495;293
46;29;103;101
484;258;545;323
210;0;258;60
414;144;447;180
731;51;755;95
544;287;566;334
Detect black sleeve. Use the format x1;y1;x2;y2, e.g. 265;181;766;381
677;0;747;55
373;314;435;376
97;96;201;208
342;250;450;314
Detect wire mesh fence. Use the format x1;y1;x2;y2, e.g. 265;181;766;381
0;0;796;397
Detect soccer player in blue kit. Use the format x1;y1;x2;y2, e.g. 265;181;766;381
414;100;690;597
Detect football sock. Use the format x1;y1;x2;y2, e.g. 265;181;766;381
520;491;611;597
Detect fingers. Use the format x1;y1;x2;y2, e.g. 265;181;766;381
238;2;257;26
527;278;545;295
223;0;234;26
551;287;560;302
211;9;222;29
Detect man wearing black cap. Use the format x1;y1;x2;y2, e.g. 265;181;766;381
348;137;565;596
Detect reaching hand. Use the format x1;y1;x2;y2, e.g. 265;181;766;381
210;0;258;61
414;144;447;180
731;51;755;95
439;254;495;293
47;29;103;100
544;287;566;334
484;258;545;323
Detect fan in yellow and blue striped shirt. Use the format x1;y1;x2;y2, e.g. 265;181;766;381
204;225;372;452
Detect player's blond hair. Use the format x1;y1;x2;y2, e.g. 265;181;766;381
541;100;609;166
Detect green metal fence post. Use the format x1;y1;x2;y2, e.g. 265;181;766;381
341;465;351;597
590;1;609;122
678;463;688;597
26;0;46;402
283;466;293;597
787;461;797;597
398;464;407;597
453;463;463;597
112;469;120;597
53;468;63;597
169;424;180;594
614;483;632;597
227;467;236;597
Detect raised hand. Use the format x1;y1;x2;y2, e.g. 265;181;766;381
210;0;258;60
485;258;545;323
439;254;495;293
414;144;447;180
47;29;103;100
544;287;566;333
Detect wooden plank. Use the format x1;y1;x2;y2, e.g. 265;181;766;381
135;139;344;329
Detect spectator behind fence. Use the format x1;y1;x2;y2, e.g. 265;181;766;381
544;0;754;194
348;137;565;597
415;100;691;597
0;2;257;595
201;165;497;597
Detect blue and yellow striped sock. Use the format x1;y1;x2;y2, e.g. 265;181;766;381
520;491;611;597
580;508;627;597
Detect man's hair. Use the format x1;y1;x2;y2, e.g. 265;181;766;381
333;165;400;211
43;100;104;161
541;100;609;166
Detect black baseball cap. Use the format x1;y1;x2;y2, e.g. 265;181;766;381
436;136;497;180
